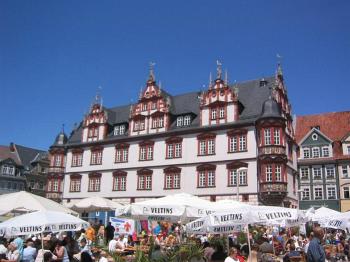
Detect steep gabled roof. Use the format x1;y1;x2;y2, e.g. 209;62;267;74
66;76;275;145
15;144;46;168
296;111;350;143
0;145;21;165
298;127;333;146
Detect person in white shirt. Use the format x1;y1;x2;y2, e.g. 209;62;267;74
4;242;20;262
224;247;240;262
108;237;117;253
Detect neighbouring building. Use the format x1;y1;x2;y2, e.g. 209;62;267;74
49;63;298;207
0;143;49;196
296;111;350;211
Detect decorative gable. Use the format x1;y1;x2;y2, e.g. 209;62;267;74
299;128;332;147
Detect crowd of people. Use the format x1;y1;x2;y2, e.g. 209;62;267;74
2;219;350;262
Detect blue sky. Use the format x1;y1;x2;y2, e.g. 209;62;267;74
1;0;349;150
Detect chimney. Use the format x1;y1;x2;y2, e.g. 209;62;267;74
9;142;15;152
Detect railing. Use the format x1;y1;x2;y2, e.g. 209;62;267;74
259;145;286;155
260;182;287;193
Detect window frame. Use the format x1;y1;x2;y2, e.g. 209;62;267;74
139;142;154;161
312;167;322;180
301;187;310;200
312;147;320;158
88;175;101;192
197;135;216;156
164;172;181;190
344;186;350;199
300;167;310;181
71;152;83;167
327;186;336;200
314;186;323;200
303;148;310;159
322;146;330;157
90;149;103;165
69;176;81;192
113;172;127;191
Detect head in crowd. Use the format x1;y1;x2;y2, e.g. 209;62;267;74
313;227;324;240
229;247;238;258
43;251;53;262
81;251;93;262
26;241;34;247
80;238;87;247
8;242;17;251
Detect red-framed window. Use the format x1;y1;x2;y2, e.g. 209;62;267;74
152;116;164;128
113;171;127;191
197;133;216;156
262;127;282;146
88;126;99;139
69;175;81;192
71;151;83;167
139;141;154;161
47;177;62;192
88;173;101;192
226;161;249;187
115;143;129;163
261;163;285;182
227;129;248;153
90;148;103;165
210;106;226;120
133;119;145;132
165;137;183;159
164;167;181;189
197;164;216;188
52;154;63;167
137;169;152;190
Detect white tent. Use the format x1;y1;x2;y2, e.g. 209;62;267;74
122;193;213;222
70;196;124;213
0;191;77;216
324;211;350;230
0;210;89;237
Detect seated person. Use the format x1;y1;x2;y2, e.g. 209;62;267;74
283;243;300;262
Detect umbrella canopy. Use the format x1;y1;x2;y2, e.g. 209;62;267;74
125;193;213;222
0;211;89;237
324;211;350;230
311;207;341;225
0;191;77;216
186;205;300;234
70;196;124;212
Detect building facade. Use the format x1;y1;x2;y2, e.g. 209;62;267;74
0;143;49;196
296;112;350;211
49;64;298;207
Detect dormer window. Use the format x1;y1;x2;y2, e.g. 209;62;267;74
142;103;147;111
303;148;310;158
114;125;126;136
152;116;164;128
312;147;320;158
176;115;191;127
1;165;15;176
151;102;157;110
322;146;330;157
184;115;191;126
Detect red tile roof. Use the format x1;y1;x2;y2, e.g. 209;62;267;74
0;145;21;165
295;111;350;144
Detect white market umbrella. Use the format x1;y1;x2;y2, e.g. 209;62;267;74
126;193;213;222
71;196;124;212
311;207;341;226
0;191;77;216
0;210;89;237
324;211;350;230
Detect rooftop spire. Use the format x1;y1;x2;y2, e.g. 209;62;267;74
216;60;222;79
148;61;156;81
276;54;283;77
224;69;228;85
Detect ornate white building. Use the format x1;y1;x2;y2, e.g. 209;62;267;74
48;63;298;207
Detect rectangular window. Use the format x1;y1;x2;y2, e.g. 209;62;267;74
142;103;147;111
72;153;83;167
342;166;349;178
134;120;145;131
70;179;81;192
274;129;281;145
177;117;183;127
88;127;98;139
198;171;215;188
211;109;217;120
228;169;238;186
91;150;103;165
312;167;322;180
54;155;62;167
312;147;320;158
115;148;128;163
166;143;182;159
275;165;282;182
88;177;101;192
266;165;273;182
347;146;350;155
239;135;247;151
114;125;126;136
344;187;350;199
219;107;225;119
239;170;247;185
264;129;271;145
326;166;335;180
322;147;329;157
152;102;157;110
52;180;59;192
138;175;152;190
300;167;309;180
314;187;323;200
139;144;154;161
113;176;126;191
184;115;191;126
303;148;310;159
208;139;215;155
301;188;310;200
164;173;181;189
199;141;207;155
152;117;164;128
229;136;238;152
327;187;336;200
